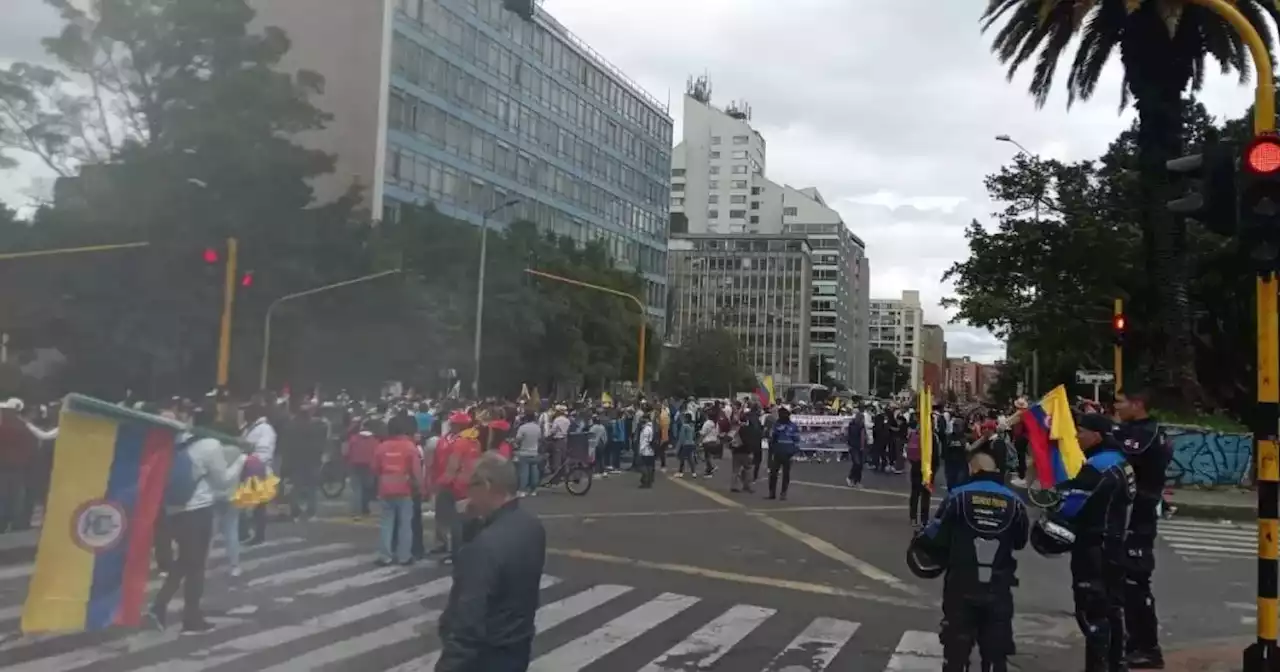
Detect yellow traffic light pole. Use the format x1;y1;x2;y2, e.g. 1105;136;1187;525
216;237;238;389
1113;298;1124;393
1187;1;1276;668
522;268;647;390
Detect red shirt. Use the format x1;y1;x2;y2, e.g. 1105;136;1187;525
372;436;421;499
345;431;379;467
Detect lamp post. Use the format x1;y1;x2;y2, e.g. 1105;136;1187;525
472;198;522;398
997;134;1041;398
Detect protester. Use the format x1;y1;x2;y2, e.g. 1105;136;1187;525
767;406;799;500
373;413;422;566
240;404;277;545
513;412;542;497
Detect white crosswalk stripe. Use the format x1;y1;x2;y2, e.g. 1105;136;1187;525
0;538;1076;671
1159;519;1256;563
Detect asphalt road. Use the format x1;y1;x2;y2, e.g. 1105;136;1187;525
0;458;1260;671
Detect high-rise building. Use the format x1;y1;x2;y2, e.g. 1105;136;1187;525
869;290;925;392
250;0;673;318
920;323;947;397
666;233;812;384
669;80;870;391
945;356;997;402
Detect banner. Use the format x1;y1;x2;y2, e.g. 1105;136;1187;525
790;414;851;453
22;394;182;634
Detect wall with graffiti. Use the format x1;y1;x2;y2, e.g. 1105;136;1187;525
1165;425;1252;486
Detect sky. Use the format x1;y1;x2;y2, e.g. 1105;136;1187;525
0;0;1261;363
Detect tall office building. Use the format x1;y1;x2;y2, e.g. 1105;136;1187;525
920;323;947;397
869;290;925;392
251;0;673;318
666;233;812;384
669;79;870;391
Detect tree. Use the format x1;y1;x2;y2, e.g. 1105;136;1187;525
809;354;839;388
657;327;756;399
869;348;910;398
980;0;1280;408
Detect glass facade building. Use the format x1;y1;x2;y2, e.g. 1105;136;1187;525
384;0;674;316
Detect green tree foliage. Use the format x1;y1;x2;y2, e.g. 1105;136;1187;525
980;0;1280;405
869;348;910;398
808;355;839;389
0;0;650;400
945;99;1258;415
657;327;757;399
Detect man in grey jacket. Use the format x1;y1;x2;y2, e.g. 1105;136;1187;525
436;454;546;672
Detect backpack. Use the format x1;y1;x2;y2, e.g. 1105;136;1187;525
165;436;202;508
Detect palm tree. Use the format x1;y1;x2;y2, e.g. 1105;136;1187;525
981;0;1280;406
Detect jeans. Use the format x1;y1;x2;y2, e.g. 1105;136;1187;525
240;504;266;543
909;460;935;524
607;441;625;470
639;454;656;487
676;444;698;474
0;468;28;532
730;453;753;491
516;456;540;493
768;451;792;496
847;446;864;485
212;500;241;571
288;466;319;520
379;497;413;563
152;506;215;628
349;464;375;516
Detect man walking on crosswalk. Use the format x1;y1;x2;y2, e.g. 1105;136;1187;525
436;453;546;672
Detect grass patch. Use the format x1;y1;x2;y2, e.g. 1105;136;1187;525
1155;409;1248;433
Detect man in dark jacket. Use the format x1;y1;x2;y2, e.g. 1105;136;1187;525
437;453;546;672
734;407;762;494
281;405;329;521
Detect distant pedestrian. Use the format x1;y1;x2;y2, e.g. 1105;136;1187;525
767;407;799;500
436;454;546;672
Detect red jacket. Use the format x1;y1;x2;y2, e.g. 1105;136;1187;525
0;411;38;469
436;432;481;499
372;436;421;499
345;431;378;467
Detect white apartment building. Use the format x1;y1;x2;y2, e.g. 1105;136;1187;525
669;78;871;392
869;290;925;392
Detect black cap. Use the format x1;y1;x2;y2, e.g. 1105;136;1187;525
1076;413;1115;435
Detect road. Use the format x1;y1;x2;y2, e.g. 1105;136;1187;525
0;457;1261;671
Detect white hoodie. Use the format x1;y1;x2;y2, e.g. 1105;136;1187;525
170;435;247;513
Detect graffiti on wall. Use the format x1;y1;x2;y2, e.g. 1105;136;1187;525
1165;425;1252;486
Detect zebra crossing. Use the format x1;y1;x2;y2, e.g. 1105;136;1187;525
1159;518;1257;563
0;536;964;671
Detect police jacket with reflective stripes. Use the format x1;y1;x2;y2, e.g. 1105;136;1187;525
918;472;1029;595
1056;443;1134;550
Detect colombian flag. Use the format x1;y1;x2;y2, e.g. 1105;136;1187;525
755;375;776;408
918;387;934;490
21;394;181;634
1024;385;1086;488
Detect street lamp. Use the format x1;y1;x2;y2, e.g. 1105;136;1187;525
994;134;1033;156
472;197;523;398
996;134;1043;397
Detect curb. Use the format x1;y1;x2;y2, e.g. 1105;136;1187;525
1171;501;1256;522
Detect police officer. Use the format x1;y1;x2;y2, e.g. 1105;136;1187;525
1114;389;1169;669
907;439;1029;672
1035;413;1135;672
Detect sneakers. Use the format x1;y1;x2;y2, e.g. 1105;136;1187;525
145;609;165;631
846;477;854;487
1127;651;1165;669
229;567;242;578
181;620;216;635
1010;477;1028;488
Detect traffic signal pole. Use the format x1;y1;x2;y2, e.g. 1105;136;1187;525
1186;1;1278;668
1113;298;1124;393
216;237;238;389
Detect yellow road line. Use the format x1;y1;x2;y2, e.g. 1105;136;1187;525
546;548;929;610
789;480;912;498
765;505;902;513
747;512;921;596
663;473;744;508
539;508;731;520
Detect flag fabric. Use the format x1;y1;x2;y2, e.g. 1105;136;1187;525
601;391;613;407
756;375;776;408
918;388;934;490
22;394;183;634
1024;385;1086;488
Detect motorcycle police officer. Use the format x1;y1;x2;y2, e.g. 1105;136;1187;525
1031;412;1135;672
907;438;1029;671
1114;389;1169;669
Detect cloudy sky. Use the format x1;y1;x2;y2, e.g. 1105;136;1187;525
0;0;1260;362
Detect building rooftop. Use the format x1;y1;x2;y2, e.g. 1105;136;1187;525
535;5;669;115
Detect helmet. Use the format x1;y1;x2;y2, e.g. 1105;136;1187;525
1030;516;1076;557
905;536;946;579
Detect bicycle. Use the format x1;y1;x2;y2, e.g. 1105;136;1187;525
319;452;347;500
538;433;593;496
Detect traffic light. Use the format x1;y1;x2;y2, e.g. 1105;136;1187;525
203;247;220;265
1239;134;1280;275
1166;138;1239;236
240;271;254;288
1112;313;1127;345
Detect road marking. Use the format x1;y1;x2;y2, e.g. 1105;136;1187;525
125;576;458;672
547;548;929;609
245;555;369;588
638;604;776;672
384;584;632;672
540;508;733;520
761;616;859;671
297;564;410;596
766;505;903;513
256;612;441;672
0;536;306;583
663;474;744;508
236;542;354;573
529;592;700;671
789;480;913;498
885;630;944;670
748;512;920;595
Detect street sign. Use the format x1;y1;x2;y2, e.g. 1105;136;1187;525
1075;371;1115;385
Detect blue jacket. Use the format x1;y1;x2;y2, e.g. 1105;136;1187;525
771;421;801;457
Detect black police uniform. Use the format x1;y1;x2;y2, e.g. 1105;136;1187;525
909;465;1029;672
1053;434;1136;672
1116;417;1169;667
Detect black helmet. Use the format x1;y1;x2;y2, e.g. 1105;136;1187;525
1030;516;1076;557
905;536;946;579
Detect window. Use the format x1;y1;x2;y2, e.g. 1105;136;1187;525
672;168;685;177
671;196;684;206
708;195;719;204
711;136;722;145
730;195;746;204
731;150;748;159
783;206;798;216
732;135;749;144
731;165;748;174
751;186;762;195
710;151;721;159
672;183;685;192
709;180;720;189
731;180;748;189
708;209;719;218
750;215;760;224
750;201;759;210
729;210;746;219
710;166;720;175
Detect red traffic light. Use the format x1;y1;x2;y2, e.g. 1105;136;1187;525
1113;314;1127;332
240;271;254;288
202;248;219;264
1245;137;1280;175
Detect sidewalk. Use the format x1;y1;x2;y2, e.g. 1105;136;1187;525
1171;487;1256;521
1163;637;1251;672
